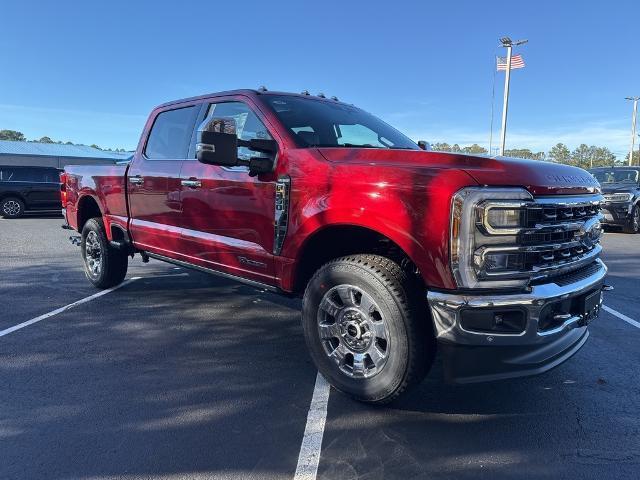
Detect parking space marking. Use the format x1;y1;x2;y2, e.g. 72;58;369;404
603;305;640;329
294;372;330;480
0;277;141;338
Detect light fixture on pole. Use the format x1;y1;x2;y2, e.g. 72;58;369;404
625;96;639;166
498;37;528;156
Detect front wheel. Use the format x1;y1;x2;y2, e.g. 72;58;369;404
1;197;25;218
623;205;640;234
81;218;128;288
302;254;434;404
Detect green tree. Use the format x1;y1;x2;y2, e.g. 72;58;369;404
451;144;461;153
431;142;451;152
548;143;571;164
0;129;26;141
590;147;616;168
624;149;640;166
90;144;101;150
570;144;592;168
461;144;488;155
503;148;544;160
38;136;54;143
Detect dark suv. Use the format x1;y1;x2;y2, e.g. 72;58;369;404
589;166;640;233
0;165;62;218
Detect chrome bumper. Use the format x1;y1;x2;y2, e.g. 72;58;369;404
427;259;608;383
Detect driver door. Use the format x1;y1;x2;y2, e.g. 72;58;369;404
179;99;277;285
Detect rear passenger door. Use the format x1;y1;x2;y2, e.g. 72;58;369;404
127;105;199;257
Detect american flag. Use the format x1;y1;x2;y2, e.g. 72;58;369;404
497;54;525;71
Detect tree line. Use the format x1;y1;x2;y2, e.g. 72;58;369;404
430;142;631;169
0;129;127;152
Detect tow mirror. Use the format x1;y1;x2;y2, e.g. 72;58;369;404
196;116;278;176
418;140;430;151
196;116;239;167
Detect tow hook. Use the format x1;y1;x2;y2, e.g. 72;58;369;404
602;284;614;292
69;235;81;246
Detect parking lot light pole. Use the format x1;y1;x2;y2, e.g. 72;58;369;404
499;37;528;156
626;97;639;166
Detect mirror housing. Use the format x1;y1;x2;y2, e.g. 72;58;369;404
196;116;278;176
196;117;239;167
417;140;430;151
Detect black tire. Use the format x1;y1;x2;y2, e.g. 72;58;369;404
1;197;25;219
623;205;640;234
81;217;128;288
302;254;434;404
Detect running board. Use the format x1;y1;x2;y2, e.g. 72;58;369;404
144;252;285;295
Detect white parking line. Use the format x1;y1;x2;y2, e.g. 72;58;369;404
294;372;330;480
0;277;141;338
603;305;640;329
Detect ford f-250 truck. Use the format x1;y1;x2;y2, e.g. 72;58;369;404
61;89;610;404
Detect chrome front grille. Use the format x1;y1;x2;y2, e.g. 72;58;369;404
524;203;601;228
474;195;603;283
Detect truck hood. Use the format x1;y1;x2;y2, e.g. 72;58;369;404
317;148;601;196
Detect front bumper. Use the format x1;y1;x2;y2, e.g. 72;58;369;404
427;259;607;384
601;202;633;225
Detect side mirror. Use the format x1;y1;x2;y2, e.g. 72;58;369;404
196;116;278;176
417;140;430;151
196;116;240;167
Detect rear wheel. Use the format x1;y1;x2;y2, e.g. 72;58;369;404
302;254;434;404
1;197;25;218
623;205;640;234
81;218;128;288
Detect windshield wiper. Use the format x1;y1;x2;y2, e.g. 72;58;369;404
308;143;385;149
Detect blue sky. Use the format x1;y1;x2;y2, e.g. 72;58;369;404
1;0;638;158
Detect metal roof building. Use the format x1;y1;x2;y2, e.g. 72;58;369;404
0;140;131;169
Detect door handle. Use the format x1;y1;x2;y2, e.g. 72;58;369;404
129;175;144;185
181;179;202;188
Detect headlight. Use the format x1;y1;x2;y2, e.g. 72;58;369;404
604;193;633;203
451;187;533;289
486;208;522;229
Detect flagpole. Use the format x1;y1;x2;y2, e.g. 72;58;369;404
626;96;639;166
489;59;497;155
498;37;528;156
499;43;512;156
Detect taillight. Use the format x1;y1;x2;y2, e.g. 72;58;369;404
60;172;68;207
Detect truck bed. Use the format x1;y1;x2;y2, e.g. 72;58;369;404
63;164;129;234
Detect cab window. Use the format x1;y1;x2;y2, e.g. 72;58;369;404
145;106;199;160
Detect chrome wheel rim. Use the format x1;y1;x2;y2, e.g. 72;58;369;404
3;200;21;216
84;231;103;277
317;284;390;378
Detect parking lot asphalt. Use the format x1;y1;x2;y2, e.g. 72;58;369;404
1;216;639;480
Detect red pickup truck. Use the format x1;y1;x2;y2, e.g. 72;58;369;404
62;89;609;403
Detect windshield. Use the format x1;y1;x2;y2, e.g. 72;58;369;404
263;95;419;150
591;169;639;184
